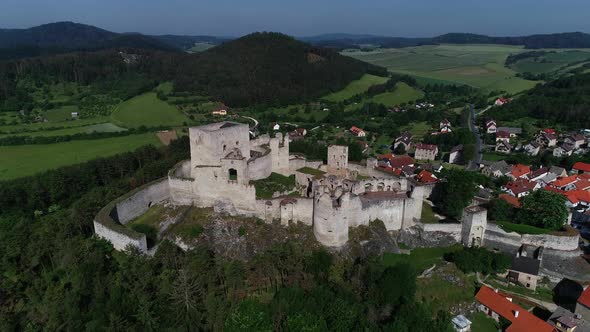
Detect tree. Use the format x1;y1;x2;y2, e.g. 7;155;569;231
488;198;515;221
433;170;479;219
224;299;273;332
516;190;568;230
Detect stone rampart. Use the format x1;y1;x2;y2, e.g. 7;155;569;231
483;223;579;254
94;178;171;253
247;146;273;180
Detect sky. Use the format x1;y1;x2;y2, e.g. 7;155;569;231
1;0;589;37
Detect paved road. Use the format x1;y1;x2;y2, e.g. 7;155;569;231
241;115;259;129
467;104;483;171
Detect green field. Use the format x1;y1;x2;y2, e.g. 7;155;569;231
469;312;499;332
0;122;127;138
45;105;80;122
187;42;216;53
510;50;590;74
0;133;160;180
343;44;539;94
370;82;424;106
111;92;190;128
322;74;388;101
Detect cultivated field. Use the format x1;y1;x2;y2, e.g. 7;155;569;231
322;74;388;101
509;49;590;74
343;44;539;93
0;133;160;180
345;82;424;111
111;92;190;128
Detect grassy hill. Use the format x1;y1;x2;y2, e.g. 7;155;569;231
322;74;388;101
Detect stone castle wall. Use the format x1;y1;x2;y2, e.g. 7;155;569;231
116;179;170;223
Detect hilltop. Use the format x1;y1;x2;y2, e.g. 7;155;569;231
0;22;178;59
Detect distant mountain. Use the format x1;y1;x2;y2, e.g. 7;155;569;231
306;32;590;50
0;22;179;59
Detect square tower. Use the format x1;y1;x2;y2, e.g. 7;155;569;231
327;145;348;174
461;206;487;247
189;122;251;169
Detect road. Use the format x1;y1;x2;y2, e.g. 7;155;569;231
466;104;483;171
240;115;259;129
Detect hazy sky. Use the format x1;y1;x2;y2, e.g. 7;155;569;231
1;0;589;37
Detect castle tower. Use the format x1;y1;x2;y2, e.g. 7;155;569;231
461;206;487;247
313;192;349;247
327;145;348;176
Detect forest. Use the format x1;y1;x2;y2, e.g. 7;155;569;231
0;137;456;331
0;32;385;111
488;72;590;128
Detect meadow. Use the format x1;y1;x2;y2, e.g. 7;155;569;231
111;92;190;128
343;44;539;94
0;133;160;180
509;49;590;74
322;74;388;101
344;82;424;111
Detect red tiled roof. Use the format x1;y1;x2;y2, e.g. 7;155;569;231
565;190;590;204
542;128;556;135
416;170;437;183
390;155;414;168
579;173;590;181
573;162;590;173
476;286;555;332
579;287;590;309
504;179;537;195
575;180;590;191
499;194;521;208
415;143;438;151
552;175;578;188
511;164;531;178
350;126;364;134
377;153;395;161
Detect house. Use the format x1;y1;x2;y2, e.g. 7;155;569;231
211;104;228;116
71;112;79;118
497;127;522;138
565;134;586;149
509;164;531;180
573;162;590;174
505;245;542;291
542;128;557;135
577;286;590;321
502;179;539;197
482;160;512;177
564;190;590;209
350;126;366;137
550;175;579;191
494;97;511;106
393;131;413;152
496;130;511;142
547;306;590;332
449;144;463;164
499;193;521;208
414;143;438;161
451;315;472;332
524;141;541;156
288;130;305;142
485;119;497;134
536;132;558;148
440;119;452;133
476;286;555;332
553;143;575;157
271;122;281;131
416;170;438;184
389;155;415;169
549;166;568;178
528;167;550;182
496;140;513;154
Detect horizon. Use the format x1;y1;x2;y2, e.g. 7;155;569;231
1;0;589;37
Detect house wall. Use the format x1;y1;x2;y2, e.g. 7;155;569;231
247;147;273;180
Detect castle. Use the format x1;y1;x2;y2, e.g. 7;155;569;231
95;121;432;251
94;121;589;283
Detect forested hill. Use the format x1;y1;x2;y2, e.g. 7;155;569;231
488;73;590;128
173;32;386;106
0;32;385;109
0;22;178;59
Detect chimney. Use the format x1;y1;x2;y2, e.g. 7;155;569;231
495;288;499;293
514;310;519;318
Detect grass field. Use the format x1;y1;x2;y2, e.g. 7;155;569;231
322;74;388;101
187;42;216;53
343;44;539;94
381;245;462;272
111;92;190;128
469;312;499;332
0;133;160;180
0;122;127;138
45;105;79;122
510;50;590;74
370;82;424;106
400;121;432;139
